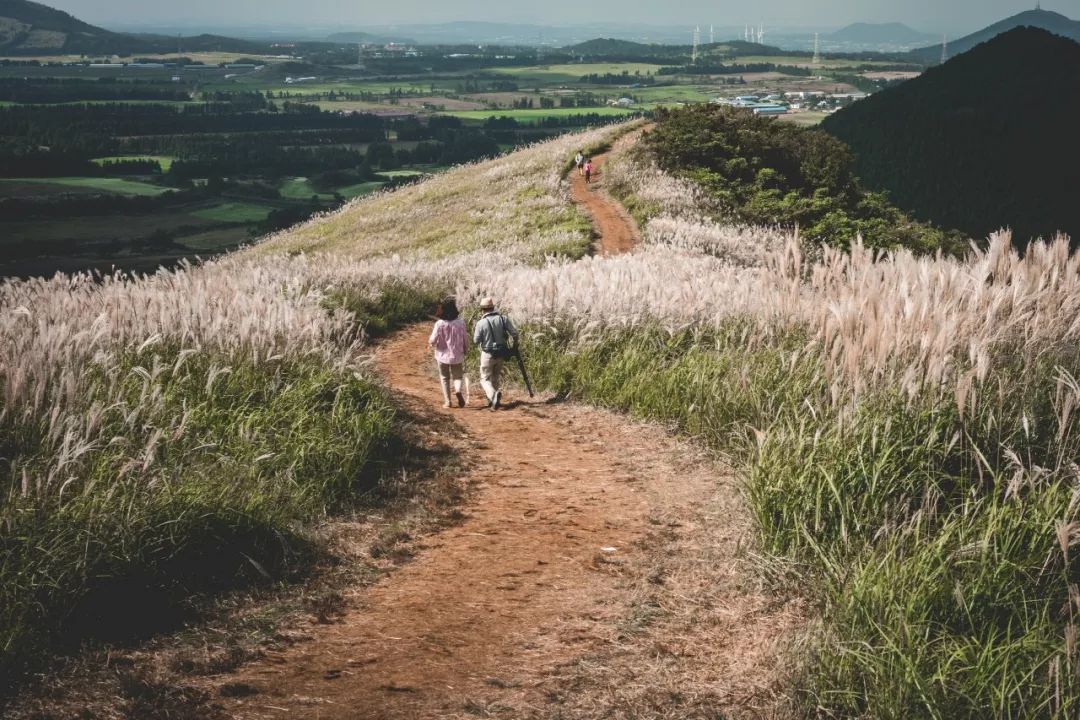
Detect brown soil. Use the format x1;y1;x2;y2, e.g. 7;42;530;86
571;128;646;256
211;328;801;719
203;127;803;718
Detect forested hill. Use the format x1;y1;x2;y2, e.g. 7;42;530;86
0;0;117;53
0;0;274;55
908;8;1080;63
561;37;787;62
822;27;1080;243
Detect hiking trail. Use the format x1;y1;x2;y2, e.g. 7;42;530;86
570;127;645;256
211;130;801;719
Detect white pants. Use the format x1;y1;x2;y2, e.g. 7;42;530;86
437;362;464;403
479;352;505;402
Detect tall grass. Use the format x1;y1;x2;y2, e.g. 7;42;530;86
0;123;633;687
461;145;1080;715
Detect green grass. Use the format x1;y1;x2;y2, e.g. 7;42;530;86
523;322;1080;717
777;111;829;126
0;177;170;196
279;177;336;201
176;227;252;252
92;155;177;172
0;349;395;686
191;201;273;223
337;181;386;199
733;54;895;68
491;63;666;84
440;106;641;122
378;169;425;178
622;85;715;103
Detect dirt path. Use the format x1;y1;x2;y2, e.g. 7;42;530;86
570;127;646;255
211;127;801;718
214;333;800;719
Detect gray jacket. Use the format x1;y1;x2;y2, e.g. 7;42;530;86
473;312;518;353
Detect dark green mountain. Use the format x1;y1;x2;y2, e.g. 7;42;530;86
0;0;120;53
823;27;1080;243
0;0;275;55
909;8;1080;63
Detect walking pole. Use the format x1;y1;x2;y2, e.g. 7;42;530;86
511;342;535;398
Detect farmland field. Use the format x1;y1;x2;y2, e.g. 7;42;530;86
337;180;386;198
491;62;667;83
191;201;274;223
0;176;171;195
91;155;177;172
443;106;642;121
279;176;334;200
777;110;830;125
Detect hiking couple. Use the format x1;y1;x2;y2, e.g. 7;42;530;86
428;296;519;411
574;151;594;184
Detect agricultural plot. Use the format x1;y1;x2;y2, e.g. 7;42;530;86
191;201;274;223
0;176;170;196
491;63;666;84
92;155;176;172
443;106;641;121
279;176;335;201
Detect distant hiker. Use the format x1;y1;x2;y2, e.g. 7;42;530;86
473;297;519;411
575;151;584;173
584;158;594;184
429;297;468;409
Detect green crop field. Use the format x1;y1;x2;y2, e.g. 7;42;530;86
309;100;393;113
0;177;171;196
442;106;642;122
778;111;830;126
624;85;715;103
337;181;386;199
92;155;177;172
491;63;666;84
191;201;274;223
175;226;253;252
279;177;335;201
734;54;896;69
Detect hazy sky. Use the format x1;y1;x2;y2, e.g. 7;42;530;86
43;0;1080;34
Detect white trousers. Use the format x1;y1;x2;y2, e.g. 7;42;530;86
479;352;505;402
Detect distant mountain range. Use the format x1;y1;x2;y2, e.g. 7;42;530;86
909;8;1080;63
824;26;1080;242
830;22;935;45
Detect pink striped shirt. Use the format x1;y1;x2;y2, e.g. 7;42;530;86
429;318;468;365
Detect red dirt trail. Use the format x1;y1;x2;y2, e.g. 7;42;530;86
218;330;664;719
213;128;799;719
570;127;646;255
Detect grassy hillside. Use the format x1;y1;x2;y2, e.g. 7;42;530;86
7;108;1080;716
0;123;623;690
825;27;1080;243
253;111;1080;713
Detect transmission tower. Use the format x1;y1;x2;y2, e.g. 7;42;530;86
813;32;821;65
758;23;765;45
692;26;700;64
940;34;948;64
710;24;714;44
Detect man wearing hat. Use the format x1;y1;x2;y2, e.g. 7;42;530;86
473;297;519;410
